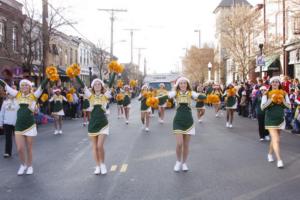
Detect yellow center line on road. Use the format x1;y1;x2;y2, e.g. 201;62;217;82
110;165;118;172
120;164;128;173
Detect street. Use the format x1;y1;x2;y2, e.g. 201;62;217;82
1;100;300;200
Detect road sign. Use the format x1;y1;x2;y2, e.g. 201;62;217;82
256;55;265;66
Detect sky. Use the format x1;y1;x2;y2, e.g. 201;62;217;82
19;0;262;74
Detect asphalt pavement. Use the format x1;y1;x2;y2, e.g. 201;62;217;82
1;99;300;200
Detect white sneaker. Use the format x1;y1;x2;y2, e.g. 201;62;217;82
198;119;202;123
260;138;265;141
277;160;284;168
94;166;100;175
173;161;181;172
182;163;189;172
268;154;275;162
215;113;219;118
54;130;58;135
17;164;27;176
126;120;129;124
58;130;62;134
145;127;150;132
26;166;33;175
265;135;270;141
100;164;107;175
226;122;229;127
229;124;233;128
141;125;145;130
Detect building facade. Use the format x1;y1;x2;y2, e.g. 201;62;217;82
0;0;25;80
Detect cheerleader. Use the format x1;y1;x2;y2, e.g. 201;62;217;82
195;85;206;123
223;83;239;128
123;85;131;124
261;76;290;168
211;84;223;117
49;88;67;135
164;77;206;172
116;89;124;119
0;78;48;175
138;85;151;132
76;77;111;175
156;83;168;123
82;89;91;126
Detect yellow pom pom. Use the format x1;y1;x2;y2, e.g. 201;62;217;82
116;93;124;101
117;79;123;88
46;66;59;82
40;93;48;102
66;63;81;78
66;93;73;102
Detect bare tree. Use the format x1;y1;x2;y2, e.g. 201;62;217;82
93;41;111;80
182;46;214;83
219;5;263;82
22;0;42;75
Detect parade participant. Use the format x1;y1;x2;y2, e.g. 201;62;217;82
254;86;270;141
211;84;222;117
156;83;168;123
116;88;124;119
261;76;291;168
123;85;131;124
76;77;111;175
0;78;48;175
195;85;206;123
0;90;17;158
165;77;206;172
223;83;238;128
138;85;151;132
82;88;91;126
49;88;67;135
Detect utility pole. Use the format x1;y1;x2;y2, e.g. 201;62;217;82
194;29;201;48
42;0;49;79
283;0;287;75
124;28;139;64
136;47;146;69
98;9;127;60
143;58;147;77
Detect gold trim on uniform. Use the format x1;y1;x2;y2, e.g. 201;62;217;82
174;125;194;135
88;125;109;136
15;124;36;135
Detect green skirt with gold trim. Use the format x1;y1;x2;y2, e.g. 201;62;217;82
196;101;204;109
173;104;195;135
83;99;90;110
265;104;285;129
123;95;131;107
88;105;109;135
15;104;36;136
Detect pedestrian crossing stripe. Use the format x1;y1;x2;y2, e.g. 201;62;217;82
110;165;118;172
120;164;128;173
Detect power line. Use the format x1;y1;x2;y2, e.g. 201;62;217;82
47;2;94;45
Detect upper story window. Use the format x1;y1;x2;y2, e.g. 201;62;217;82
12;27;17;51
0;22;4;45
294;15;300;35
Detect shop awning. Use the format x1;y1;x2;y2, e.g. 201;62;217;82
255;55;280;72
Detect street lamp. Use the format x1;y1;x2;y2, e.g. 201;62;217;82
257;43;265;78
208;62;212;82
89;66;92;87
